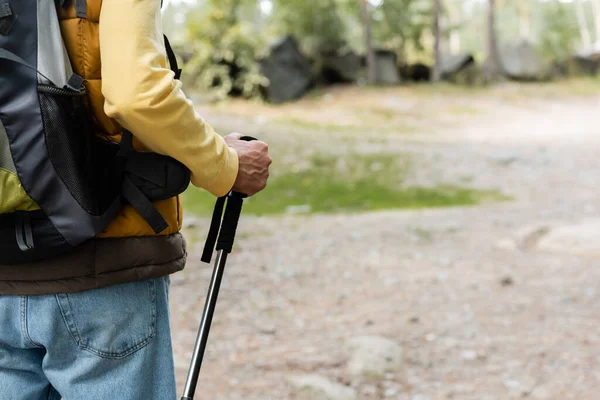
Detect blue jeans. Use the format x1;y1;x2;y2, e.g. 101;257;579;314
0;277;177;400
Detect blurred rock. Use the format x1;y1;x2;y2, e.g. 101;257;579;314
399;63;431;82
322;51;363;83
384;387;400;398
347;336;404;377
360;385;378;396
286;205;313;215
494;238;517;251
260;36;315;104
500;275;514;287
287;374;357;400
440;53;475;80
460;350;478;361
374;50;401;85
537;219;600;257
183;215;201;229
411;395;431;400
500;41;548;81
530;385;552;399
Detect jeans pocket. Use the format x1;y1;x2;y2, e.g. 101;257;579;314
56;279;157;359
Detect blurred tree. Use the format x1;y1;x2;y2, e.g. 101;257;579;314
539;1;580;62
575;0;592;48
360;0;377;84
518;0;531;40
374;0;432;64
445;0;462;54
432;0;442;81
484;0;502;80
270;0;349;56
183;0;269;100
593;0;600;43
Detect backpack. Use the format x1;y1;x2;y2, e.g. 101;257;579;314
0;0;190;264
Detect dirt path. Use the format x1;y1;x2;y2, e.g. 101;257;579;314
171;87;600;400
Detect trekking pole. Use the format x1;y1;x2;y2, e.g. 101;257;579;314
181;136;256;400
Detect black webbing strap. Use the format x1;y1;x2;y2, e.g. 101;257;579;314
201;196;227;263
122;177;169;234
0;48;54;84
201;193;246;263
15;213;34;252
0;48;85;90
117;130;169;234
0;0;13;36
117;129;133;159
216;195;243;253
164;35;182;80
75;0;87;19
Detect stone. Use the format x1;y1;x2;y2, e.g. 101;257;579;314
500;275;514;287
347;336;404;377
530;385;552;399
287;374;357;400
460;350;478;361
537;219;600;257
183;215;201;229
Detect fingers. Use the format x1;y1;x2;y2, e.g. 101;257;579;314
226;132;243;140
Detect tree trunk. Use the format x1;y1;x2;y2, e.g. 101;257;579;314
360;0;377;84
518;0;531;41
484;0;501;80
576;0;592;48
592;0;600;43
446;0;462;54
432;0;442;82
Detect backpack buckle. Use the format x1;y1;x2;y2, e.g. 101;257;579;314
65;73;85;92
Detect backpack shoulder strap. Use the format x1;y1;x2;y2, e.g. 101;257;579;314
164;35;182;80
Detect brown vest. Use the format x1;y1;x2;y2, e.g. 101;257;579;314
0;1;186;295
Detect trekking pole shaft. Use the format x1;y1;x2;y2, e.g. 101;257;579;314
181;250;228;400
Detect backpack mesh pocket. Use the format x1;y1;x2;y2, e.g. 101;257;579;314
38;86;120;216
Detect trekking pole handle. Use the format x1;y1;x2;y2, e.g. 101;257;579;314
214;136;256;254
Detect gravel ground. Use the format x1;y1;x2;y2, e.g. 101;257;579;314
170;88;600;400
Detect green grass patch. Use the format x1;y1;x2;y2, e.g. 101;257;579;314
277;116;418;135
182;153;509;216
276;117;362;134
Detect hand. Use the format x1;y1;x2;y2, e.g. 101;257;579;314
224;133;272;197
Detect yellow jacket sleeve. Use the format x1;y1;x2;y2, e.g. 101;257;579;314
99;0;238;197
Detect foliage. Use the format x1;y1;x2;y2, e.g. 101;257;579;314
537;2;580;63
269;0;353;56
373;0;433;62
183;0;269;101
168;0;599;98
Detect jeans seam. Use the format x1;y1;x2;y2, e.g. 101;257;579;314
20;296;43;348
56;293;83;345
48;387;61;400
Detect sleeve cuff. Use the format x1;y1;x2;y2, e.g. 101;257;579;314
201;146;239;197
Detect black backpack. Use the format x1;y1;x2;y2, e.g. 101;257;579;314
0;0;190;264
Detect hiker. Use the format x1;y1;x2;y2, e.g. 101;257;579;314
0;0;271;399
